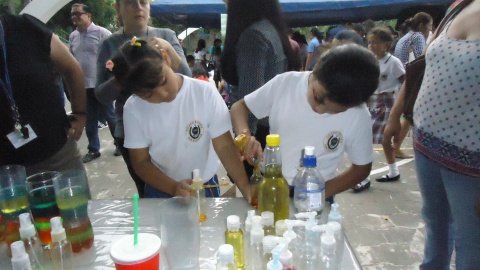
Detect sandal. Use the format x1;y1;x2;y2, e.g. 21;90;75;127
375;174;400;182
352;179;371;193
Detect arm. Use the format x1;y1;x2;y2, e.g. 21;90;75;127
212;132;252;202
325;163;372;198
50;34;86;140
383;81;407;148
129;148;192;197
305;52;314;71
230;99;264;163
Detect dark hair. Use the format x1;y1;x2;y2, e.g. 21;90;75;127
213;38;222;46
195;39;206;53
310;27;323;40
111;39;165;97
291;31;307;45
221;0;299;85
367;27;393;44
186;55;195;63
334;30;365;46
191;63;209;78
312;44;379;107
410;12;432;32
326;25;346;41
72;3;92;14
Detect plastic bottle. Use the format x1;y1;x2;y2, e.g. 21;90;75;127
298;216;320;270
258;134;290;222
191;169;207;222
250;159;263;209
293;146;325;213
216;244;237;270
278;239;295;270
50;217;73;270
320;231;337;270
11;240;32;270
328;203;342;224
243;210;255;270
263;235;278;268
249;217;264;270
267;243;284;270
327;221;344;269
225;215;244;269
261;211;275;236
18;213;45;270
283;220;301;268
275;220;287;237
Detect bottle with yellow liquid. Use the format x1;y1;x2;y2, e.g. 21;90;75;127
258;134;290;222
225;215;244;269
249;160;263;209
191;169;207;223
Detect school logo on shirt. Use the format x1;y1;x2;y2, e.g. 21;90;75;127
324;131;343;152
186;120;203;142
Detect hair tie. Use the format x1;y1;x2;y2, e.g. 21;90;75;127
131;36;141;47
105;59;114;72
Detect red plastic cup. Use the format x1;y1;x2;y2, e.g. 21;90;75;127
110;233;161;270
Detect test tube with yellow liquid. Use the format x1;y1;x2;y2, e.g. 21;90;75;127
191;169;207;223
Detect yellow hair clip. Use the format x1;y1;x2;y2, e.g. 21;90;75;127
131;36;141;47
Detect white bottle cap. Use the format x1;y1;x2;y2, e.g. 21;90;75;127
19;213;36;239
250;219;264;244
321;232;336;252
275;220;287;236
263;235;278;254
327;221;342;239
227;215;240;231
261;211;274;226
193;169;201;179
304;146;315;156
11;241;31;270
50;216;66;242
217;244;235;263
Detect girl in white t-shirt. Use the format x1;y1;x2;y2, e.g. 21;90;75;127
110;38;251;200
367;27;405;184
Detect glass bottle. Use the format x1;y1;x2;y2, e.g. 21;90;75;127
258;134;290;222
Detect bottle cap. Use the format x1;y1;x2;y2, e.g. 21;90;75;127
11;241;31;270
245;210;255;232
283;220;297;241
263;235;278;253
217;244;235;263
50;216;66;242
193;169;200;179
266;134;280;147
275;220;287;236
328;203;342;223
327;221;342;238
250;218;264;243
304;146;315;156
321;232;336;252
227;215;240;231
261;211;274;226
19;213;36;239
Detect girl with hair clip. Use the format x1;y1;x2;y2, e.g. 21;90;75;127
221;0;300;174
111;39;252;200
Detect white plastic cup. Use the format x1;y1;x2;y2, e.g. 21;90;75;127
110;233;161;270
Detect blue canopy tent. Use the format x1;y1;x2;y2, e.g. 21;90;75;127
151;0;452;28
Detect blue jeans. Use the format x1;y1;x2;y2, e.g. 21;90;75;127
85;88;116;153
415;150;480;270
144;175;220;198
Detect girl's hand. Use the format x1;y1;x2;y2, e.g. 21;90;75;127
174;179;193;197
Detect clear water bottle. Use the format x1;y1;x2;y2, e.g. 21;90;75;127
293;146;325;213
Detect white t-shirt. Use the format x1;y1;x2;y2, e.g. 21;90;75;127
245;71;373;184
123;76;231;182
375;53;405;94
194;49;206;61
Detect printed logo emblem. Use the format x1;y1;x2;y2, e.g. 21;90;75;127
324;131;343;152
186;120;203;142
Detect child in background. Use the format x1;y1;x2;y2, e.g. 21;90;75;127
111;38;251;200
366;27;405;187
191;63;210;81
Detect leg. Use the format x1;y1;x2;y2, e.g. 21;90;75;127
441;169;480;270
395;119;412;158
99;100;120;156
415;150;453;270
84;89;101;162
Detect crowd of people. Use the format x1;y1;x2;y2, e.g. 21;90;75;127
0;0;478;269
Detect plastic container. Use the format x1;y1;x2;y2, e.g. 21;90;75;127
293;146;325;213
11;240;32;270
225;215;244;269
19;213;45;269
110;233;161;270
261;211;275;236
191;169;207;222
50;216;73;270
216;244;237;270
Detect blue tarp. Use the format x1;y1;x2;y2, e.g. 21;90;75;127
151;0;451;27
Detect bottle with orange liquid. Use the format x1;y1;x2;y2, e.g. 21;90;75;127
191;169;207;223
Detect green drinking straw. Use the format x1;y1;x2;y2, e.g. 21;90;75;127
133;193;139;246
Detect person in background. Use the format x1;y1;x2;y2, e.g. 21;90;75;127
95;0;191;198
357;27;405;192
191;63;210;81
332;29;365;47
186;54;195;69
69;3;119;163
384;0;479;268
112;40;251;200
221;0;300;155
231;44;379;199
305;27;323;71
194;38;207;66
393;12;433;159
209;38;223;88
0;14;86;175
291;31;308;71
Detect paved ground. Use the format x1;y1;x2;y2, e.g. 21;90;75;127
78;126;452;270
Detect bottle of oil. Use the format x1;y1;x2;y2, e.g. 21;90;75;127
258;134;290;222
249;159;263;209
191;169;207;223
225;215;244;269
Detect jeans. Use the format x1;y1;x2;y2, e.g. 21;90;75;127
415;150;480;270
85;88;116;153
144;175;220;198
